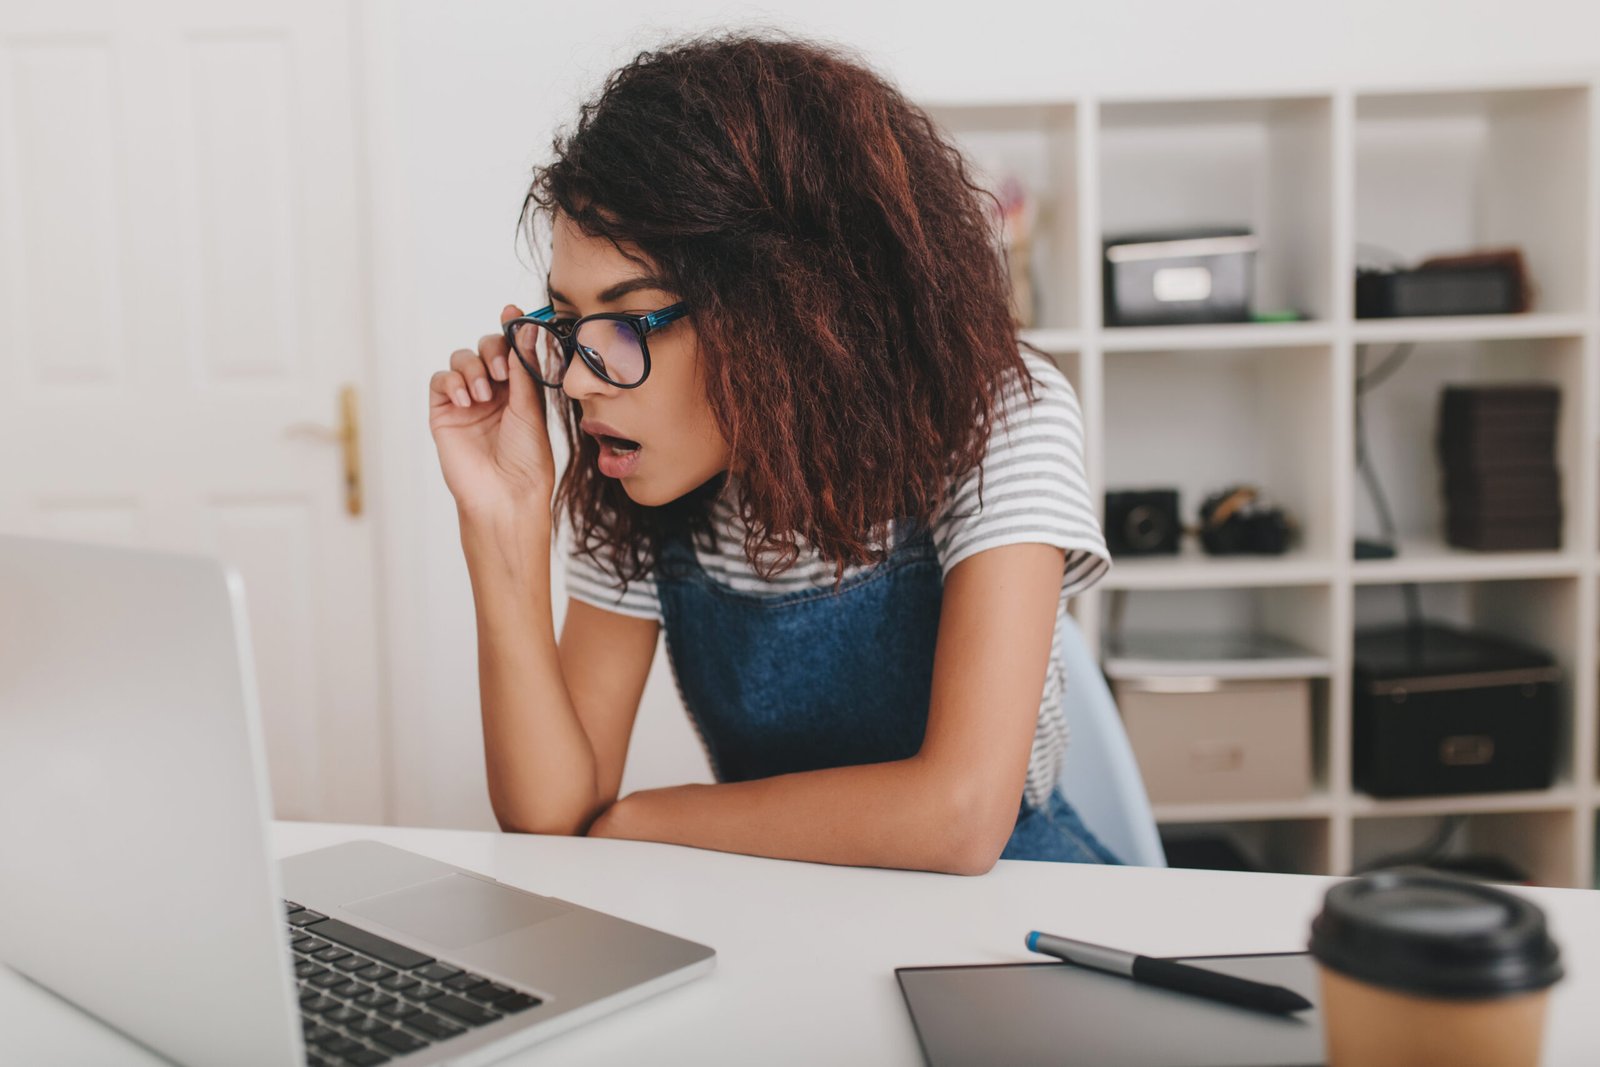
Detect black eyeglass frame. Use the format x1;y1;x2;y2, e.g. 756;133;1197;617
504;302;688;390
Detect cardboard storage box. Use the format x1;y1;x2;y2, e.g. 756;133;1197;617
1113;676;1313;805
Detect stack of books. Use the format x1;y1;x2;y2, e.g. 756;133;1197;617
1438;384;1561;551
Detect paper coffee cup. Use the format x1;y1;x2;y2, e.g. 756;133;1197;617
1308;869;1562;1067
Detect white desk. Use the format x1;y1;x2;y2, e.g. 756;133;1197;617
6;821;1600;1065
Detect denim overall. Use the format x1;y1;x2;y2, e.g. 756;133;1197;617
654;520;1120;865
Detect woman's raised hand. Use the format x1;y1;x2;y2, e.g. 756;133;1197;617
429;304;559;519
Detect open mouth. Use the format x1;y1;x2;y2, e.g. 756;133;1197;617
598;434;641;455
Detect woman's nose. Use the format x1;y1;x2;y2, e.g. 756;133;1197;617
560;348;614;401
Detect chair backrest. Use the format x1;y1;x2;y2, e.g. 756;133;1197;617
1055;614;1167;867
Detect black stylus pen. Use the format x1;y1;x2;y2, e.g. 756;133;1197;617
1026;931;1313;1015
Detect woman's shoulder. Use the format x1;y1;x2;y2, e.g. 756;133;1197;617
1000;347;1082;421
928;343;1107;585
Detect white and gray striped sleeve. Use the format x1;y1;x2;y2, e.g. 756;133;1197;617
933;350;1111;600
563;545;663;622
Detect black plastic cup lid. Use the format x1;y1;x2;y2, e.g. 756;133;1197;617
1309;868;1563;999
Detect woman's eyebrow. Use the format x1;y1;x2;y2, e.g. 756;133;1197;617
546;274;673;307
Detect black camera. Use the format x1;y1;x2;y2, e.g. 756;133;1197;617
1198;486;1291;555
1105;490;1182;557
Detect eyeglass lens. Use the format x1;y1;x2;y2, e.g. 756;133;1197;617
511;318;647;387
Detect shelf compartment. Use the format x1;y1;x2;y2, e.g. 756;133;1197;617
1159;817;1332;876
1105;344;1337;561
1351;810;1576;887
1105;585;1334;802
926;102;1080;330
1099;94;1335;323
1355;84;1592;316
1353;578;1581;791
1350;335;1584;555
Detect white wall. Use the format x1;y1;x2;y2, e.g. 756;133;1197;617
366;0;1600;829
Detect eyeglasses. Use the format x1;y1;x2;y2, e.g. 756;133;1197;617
504;303;688;389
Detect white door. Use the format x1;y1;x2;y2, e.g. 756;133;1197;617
0;0;386;822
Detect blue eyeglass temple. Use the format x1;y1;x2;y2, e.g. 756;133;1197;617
529;303;687;333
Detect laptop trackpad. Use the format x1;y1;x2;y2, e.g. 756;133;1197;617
343;873;569;950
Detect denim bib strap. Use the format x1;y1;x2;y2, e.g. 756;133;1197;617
654;520;1119;865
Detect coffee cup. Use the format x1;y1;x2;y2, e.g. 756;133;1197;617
1308;868;1562;1067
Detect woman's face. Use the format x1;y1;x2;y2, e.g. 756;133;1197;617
550;214;731;506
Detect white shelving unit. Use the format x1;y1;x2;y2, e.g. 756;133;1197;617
926;72;1600;888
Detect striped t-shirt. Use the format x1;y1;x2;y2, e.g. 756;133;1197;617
565;348;1111;808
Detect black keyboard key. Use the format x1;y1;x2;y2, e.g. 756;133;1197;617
355;964;395;982
288;909;328;928
405;1012;466;1041
298;918;434;970
285;900;304;914
296;961;328;980
324;1005;364;1025
327;979;363;998
443;973;486;992
314;1034;365;1057
466;981;512;1003
372;1029;430;1055
303;994;341;1014
402;984;445;1004
493;992;542;1013
296;937;331;954
376;1001;420;1020
431;994;502;1027
342;1051;391;1067
304;1022;335;1043
378;974;419;992
333;955;374;973
306;1054;338;1067
416;963;461;982
310;971;348;989
353;991;397;1011
312;946;351;963
348;1016;392;1037
299;988;321;1007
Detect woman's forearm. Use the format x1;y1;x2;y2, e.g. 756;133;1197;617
588;756;1010;876
460;508;602;836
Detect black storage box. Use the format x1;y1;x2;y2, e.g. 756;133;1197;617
1103;227;1257;327
1355;265;1522;317
1353;624;1559;797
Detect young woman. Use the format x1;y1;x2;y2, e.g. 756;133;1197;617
428;33;1115;875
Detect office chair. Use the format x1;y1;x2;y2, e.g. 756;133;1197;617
1055;613;1167;867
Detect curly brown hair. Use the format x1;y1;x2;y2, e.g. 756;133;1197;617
521;31;1033;583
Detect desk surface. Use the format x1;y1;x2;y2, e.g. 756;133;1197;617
6;820;1599;1065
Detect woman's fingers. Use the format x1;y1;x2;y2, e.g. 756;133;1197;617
431;306;534;414
478;333;509;381
430;369;472;410
448;347;496;403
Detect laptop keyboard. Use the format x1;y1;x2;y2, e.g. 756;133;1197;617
285;900;543;1066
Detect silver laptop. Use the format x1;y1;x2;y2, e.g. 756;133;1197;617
0;535;714;1067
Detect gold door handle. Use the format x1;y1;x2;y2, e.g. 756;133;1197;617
281;385;363;517
338;384;363;517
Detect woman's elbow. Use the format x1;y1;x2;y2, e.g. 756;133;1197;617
937;791;1014;876
489;792;598;837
